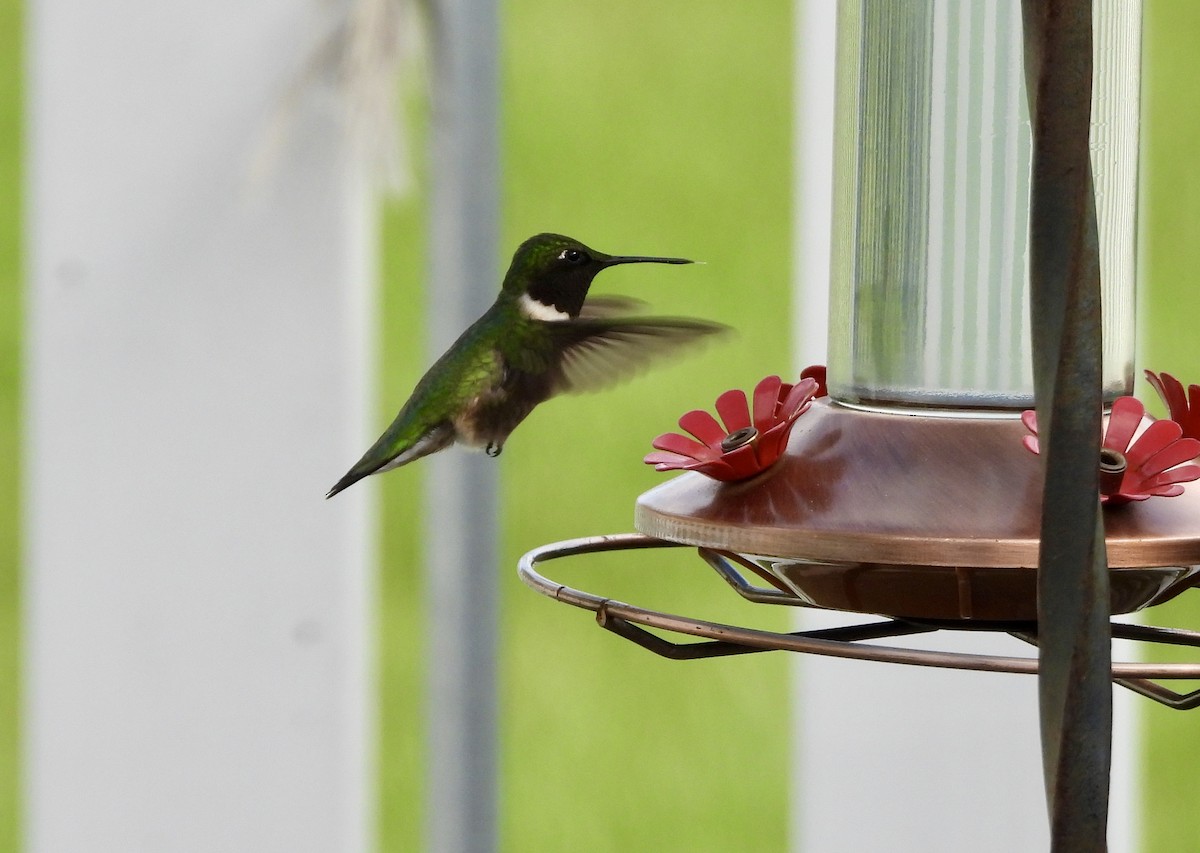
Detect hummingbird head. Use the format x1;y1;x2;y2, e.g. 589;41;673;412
504;232;692;320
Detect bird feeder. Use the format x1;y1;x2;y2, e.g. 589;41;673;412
521;2;1200;704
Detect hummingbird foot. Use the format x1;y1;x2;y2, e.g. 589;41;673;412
486;442;503;458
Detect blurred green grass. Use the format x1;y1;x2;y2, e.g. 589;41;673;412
1;0;19;849
1140;3;1200;851
4;2;1200;852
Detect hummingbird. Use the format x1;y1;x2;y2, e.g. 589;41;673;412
326;232;726;498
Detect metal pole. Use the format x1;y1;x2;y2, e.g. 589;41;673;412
425;0;500;850
1021;1;1112;847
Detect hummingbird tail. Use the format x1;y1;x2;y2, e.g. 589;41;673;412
325;468;371;500
325;422;457;498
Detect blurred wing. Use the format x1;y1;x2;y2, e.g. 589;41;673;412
577;294;647;319
548;316;730;394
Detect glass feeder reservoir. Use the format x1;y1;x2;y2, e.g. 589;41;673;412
827;0;1140;410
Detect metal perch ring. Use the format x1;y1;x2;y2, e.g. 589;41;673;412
518;533;1200;710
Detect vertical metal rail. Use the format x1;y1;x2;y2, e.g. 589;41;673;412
426;0;501;850
1022;1;1112;848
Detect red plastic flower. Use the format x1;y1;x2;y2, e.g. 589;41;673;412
1145;370;1200;440
800;364;828;398
1021;396;1200;505
644;374;821;481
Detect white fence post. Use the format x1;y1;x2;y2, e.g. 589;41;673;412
24;2;373;850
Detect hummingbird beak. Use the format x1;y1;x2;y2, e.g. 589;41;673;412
601;254;693;267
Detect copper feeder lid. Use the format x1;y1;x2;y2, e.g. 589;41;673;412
635;398;1200;621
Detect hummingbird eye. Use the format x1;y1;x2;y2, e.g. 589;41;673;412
559;248;587;265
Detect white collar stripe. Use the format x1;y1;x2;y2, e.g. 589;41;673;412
519;293;571;322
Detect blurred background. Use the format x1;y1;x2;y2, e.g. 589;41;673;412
3;0;1200;851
